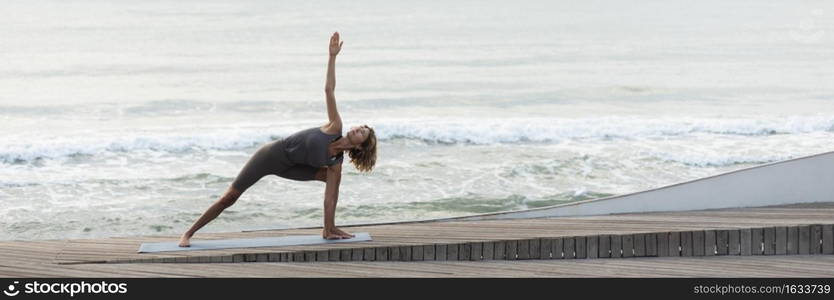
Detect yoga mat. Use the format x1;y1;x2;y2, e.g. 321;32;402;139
138;232;372;253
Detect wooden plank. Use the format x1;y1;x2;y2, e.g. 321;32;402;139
304;251;315;262
517;239;529;260
787;226;799;255
341;249;352;262
242;254;255;262
364;247;376;261
799;225;811;254
424;244;435;260
539;238;552;259
705;230;716;256
811;225;823;255
352;248;364;261
552;237;563;259
390;246;401;261
408;245;422;261
587;235;599;259
564;236;575;259
634;233;645;257
529;239;540;259
645;233;657;257
481;242;493;260
4;248;832;276
459;243;470;261
775;227;787;255
505;241;517;260
622;234;633;258
598;235;611;258
470;242;482;261
395;245;415;261
376;247;389;261
668;232;680;257
268;253;280;262
232;253;245;263
740;229;752;256
763;227;775;255
436;244;447;261
681;231;693;257
272;252;286;263
400;246;423;261
315;250;328;262
751;228;762;256
611;234;622;258
94;253;834;276
693;231;705;256
717;230;730;255
725;229;738;256
575;236;587;259
493;241;504;260
824;225;834;255
329;249;340;262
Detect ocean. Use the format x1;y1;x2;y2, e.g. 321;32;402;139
1;0;832;240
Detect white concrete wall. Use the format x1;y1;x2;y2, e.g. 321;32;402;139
448;150;834;221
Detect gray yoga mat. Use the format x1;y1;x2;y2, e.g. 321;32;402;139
138;232;372;253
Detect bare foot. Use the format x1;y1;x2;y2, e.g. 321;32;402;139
322;229;343;240
178;234;192;247
331;227;355;239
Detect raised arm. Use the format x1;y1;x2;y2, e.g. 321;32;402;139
324;32;344;128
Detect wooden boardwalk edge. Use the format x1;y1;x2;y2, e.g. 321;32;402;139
89;223;834;265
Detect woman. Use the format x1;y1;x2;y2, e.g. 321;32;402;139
178;32;377;246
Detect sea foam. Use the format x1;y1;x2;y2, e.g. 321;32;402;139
2;115;832;164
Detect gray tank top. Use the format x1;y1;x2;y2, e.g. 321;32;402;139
283;126;344;168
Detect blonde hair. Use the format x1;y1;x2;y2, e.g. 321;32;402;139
348;125;377;172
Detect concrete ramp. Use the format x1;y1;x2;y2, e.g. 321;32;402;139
451;150;834;221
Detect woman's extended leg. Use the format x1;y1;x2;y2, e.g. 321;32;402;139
178;143;273;247
178;186;243;247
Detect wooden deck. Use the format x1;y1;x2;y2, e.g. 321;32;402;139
1;202;834;277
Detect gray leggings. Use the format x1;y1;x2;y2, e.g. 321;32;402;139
230;140;321;192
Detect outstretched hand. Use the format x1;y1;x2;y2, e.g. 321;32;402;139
329;31;344;56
